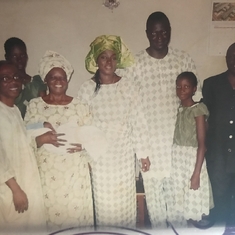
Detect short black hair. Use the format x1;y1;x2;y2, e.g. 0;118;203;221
0;60;15;68
146;11;171;30
176;71;198;87
4;37;27;55
226;42;235;57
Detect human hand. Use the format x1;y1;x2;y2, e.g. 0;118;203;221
43;122;55;132
190;173;200;190
140;157;150;172
12;188;28;213
36;131;66;148
67;143;83;153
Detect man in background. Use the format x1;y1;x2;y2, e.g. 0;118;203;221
203;42;235;227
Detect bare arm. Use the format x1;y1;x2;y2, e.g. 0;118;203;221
36;131;66;148
6;178;28;213
190;115;207;190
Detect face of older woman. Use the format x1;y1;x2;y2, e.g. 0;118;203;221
97;50;117;76
45;67;68;94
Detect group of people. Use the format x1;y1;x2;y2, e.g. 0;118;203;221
0;10;235;234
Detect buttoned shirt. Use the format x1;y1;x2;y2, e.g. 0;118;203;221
202;71;235;173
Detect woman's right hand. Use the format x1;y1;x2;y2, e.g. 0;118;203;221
36;131;66;148
13;188;28;213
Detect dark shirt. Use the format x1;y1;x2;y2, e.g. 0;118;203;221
15;75;47;119
202;71;235;173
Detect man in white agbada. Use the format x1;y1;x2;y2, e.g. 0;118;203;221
0;60;46;234
124;12;201;228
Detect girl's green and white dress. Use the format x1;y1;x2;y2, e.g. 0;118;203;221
170;102;213;227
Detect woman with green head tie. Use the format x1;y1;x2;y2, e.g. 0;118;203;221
77;35;151;227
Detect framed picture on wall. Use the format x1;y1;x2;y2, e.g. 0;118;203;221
212;2;235;21
209;1;235;55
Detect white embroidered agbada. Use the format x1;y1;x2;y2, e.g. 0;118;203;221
123;47;200;227
0;101;46;234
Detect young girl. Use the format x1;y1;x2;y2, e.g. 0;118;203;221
169;71;213;228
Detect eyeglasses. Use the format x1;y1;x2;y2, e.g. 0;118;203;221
0;75;21;83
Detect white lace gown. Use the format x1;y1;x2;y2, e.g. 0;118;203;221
0;101;46;234
77;77;151;228
24;97;94;232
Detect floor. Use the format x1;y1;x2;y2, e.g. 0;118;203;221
136;175;231;235
138;221;227;235
142;224;226;235
45;224;227;235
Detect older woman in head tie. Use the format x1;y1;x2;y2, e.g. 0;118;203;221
77;35;151;228
24;51;94;232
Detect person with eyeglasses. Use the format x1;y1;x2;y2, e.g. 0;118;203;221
0;60;46;233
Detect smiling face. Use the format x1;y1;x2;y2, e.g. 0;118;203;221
146;19;171;53
0;63;22;106
97;50;117;76
45;67;68;95
176;77;197;105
